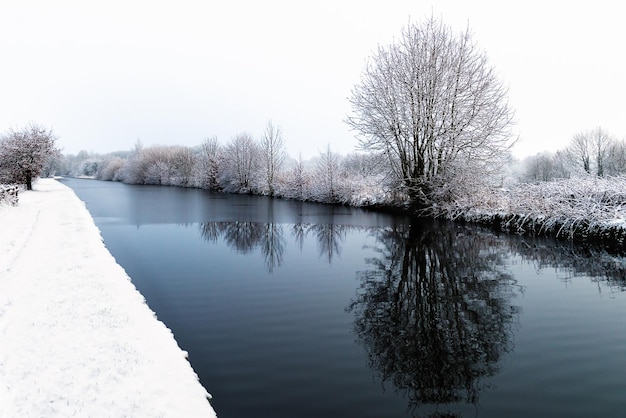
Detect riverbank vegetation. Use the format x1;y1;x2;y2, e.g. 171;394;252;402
53;129;626;249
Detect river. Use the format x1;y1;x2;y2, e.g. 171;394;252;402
61;178;626;418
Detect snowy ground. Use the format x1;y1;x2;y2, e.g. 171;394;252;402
0;179;217;417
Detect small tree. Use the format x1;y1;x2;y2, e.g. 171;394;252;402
0;123;59;190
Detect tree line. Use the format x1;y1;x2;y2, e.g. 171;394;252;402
520;126;626;182
56;121;396;207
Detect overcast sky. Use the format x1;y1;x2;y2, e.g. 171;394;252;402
1;0;624;160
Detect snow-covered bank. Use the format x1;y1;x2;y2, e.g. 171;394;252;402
0;179;216;417
438;176;626;250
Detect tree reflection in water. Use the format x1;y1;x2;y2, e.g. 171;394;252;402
348;221;521;416
199;221;285;272
511;241;626;290
198;221;347;272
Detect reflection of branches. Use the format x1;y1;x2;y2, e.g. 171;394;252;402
199;221;285;272
199;222;222;243
349;222;519;416
308;223;348;262
510;239;626;290
261;223;285;273
222;221;265;254
292;223;306;251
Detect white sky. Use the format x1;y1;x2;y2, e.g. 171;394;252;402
0;0;624;159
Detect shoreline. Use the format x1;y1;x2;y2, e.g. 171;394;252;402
0;178;216;417
60;175;626;253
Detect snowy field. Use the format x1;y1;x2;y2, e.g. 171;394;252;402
0;179;216;417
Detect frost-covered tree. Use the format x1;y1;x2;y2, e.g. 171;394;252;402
551;150;571;180
590;126;612;177
168;146;196;186
347;17;515;207
96;155;126;181
119;140;145;184
522;152;558;182
568;132;592;174
0;123;59;190
283;153;310;200
195;137;222;190
221;133;260;193
260;120;285;196
117;143;196;186
313;144;341;203
605;139;626;176
568;127;614;176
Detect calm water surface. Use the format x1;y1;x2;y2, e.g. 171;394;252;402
61;178;626;418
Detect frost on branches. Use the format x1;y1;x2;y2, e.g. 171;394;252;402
0;123;59;190
347;17;515;208
438;176;626;248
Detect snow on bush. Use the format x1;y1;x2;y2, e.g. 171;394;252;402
0;184;19;206
438;175;626;245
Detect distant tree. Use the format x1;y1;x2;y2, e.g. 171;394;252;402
260;120;285;196
522;152;557;182
197;136;222;190
314;144;341;203
169;145;196;186
96;155;126;181
568;131;592;174
341;151;387;178
283;152;309;200
0;123;60;190
120;139;145;184
347;17;515;208
222;133;260;192
568;127;613;176
590;126;613;177
605;139;626;176
41;149;64;178
551;150;572;179
80;158;99;177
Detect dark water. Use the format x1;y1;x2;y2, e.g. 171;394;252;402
60;178;626;418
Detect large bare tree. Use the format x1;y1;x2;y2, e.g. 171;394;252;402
347;17;515;207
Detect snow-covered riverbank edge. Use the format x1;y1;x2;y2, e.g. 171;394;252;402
0;178;216;417
436;176;626;251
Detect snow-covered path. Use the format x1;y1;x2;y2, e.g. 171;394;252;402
0;179;217;417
